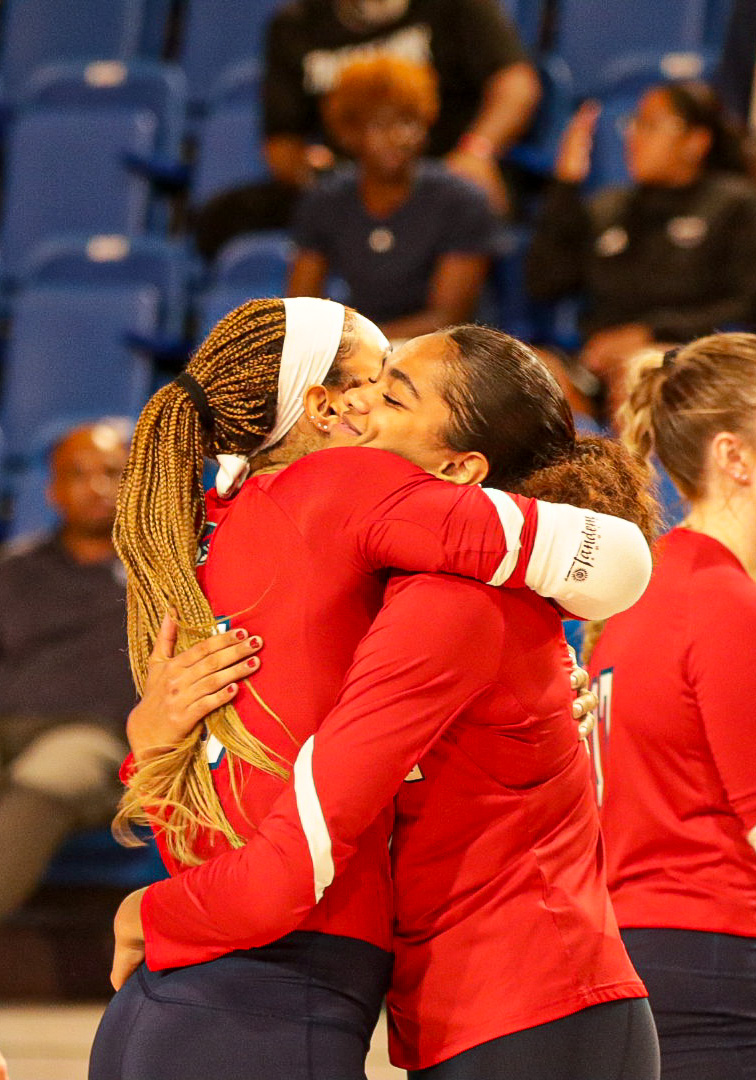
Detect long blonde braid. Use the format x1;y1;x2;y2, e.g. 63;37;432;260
113;298;291;865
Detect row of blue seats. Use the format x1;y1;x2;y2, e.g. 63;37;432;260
0;42;722;284
0;227;578;538
0;0;734;107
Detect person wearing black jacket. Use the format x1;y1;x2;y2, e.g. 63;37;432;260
527;82;756;422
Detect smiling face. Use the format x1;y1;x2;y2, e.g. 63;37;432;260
328;331;481;478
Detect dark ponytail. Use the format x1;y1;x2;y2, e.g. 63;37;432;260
440;325;659;546
665;81;748;174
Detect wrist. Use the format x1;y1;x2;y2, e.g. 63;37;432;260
457;132;497;161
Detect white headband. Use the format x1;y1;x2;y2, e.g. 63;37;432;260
259;296;346;452
217;297;347;497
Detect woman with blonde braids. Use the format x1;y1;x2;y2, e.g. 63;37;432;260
92;302;653;1080
588;333;756;1079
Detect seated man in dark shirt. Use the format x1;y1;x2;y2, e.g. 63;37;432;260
193;0;540;256
0;420;134;921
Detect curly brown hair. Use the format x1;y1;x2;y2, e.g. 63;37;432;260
322;53;439;149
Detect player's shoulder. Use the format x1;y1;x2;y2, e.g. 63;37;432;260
676;529;756;622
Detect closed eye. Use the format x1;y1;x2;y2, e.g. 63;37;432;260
383;393;405;408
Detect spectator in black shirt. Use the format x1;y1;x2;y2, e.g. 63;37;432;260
527;82;756;423
193;0;540;257
0;421;134;920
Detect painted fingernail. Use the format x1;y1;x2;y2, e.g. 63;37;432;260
235;629;248;640
227;683;237;693
249;636;262;649
247;656;260;670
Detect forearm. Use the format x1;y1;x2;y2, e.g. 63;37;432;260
461;63;541;156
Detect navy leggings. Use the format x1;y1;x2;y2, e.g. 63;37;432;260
88;931;392;1080
623;928;756;1079
408;998;660;1080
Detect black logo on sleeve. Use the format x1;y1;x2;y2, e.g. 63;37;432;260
567;514;599;582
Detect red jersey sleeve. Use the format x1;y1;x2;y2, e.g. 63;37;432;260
687;563;756;832
140;575;501;970
273;448;651;618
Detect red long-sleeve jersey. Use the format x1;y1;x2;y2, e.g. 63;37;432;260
589;527;756;938
138;446;650;961
142;571;645;1068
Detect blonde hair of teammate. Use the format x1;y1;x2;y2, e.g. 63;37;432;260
584;332;756;663
113;298;292;865
618;333;756;498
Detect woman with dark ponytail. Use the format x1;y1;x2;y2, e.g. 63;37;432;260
107;325;661;1079
590;333;756;1079
528;80;756;423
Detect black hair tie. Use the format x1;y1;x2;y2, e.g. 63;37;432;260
174;372;215;434
662;347;680;370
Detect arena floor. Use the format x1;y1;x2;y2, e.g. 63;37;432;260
0;1003;403;1080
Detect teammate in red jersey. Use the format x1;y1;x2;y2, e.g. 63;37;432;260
96;320;658;1079
588;334;756;1079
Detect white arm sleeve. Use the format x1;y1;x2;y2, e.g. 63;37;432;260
521;501;652;620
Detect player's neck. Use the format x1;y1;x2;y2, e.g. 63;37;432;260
683;496;756;581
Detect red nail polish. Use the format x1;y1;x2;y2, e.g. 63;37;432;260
235;629;247;640
247;657;259;669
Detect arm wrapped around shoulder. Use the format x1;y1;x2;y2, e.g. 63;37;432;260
523;501;652;620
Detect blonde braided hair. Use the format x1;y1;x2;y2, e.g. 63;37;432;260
113;298;291;865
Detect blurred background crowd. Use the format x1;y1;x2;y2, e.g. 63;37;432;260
0;1;755;1076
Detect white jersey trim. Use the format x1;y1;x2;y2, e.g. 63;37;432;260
482;488;525;586
293;735;334;902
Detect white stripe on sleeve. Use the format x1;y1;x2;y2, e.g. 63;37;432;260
481;488;526;586
293;735;334;902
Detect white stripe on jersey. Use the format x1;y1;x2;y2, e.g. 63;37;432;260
293;735;334;902
481;488;526;586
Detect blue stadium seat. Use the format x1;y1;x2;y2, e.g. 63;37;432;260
4;454;51;540
0;283;156;461
21;233;195;337
552;0;711;96
486;226;546;343
45;827;168;889
500;0;546;51
0;0;166;103
196;232;293;337
24;58;187;162
704;0;735;49
1;61;188;279
190;62;267;207
180;0;285;111
509;54;574;176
